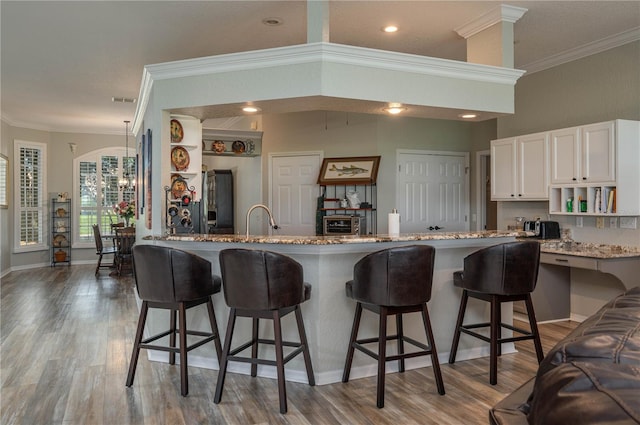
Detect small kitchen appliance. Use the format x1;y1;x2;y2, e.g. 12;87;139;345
523;220;561;239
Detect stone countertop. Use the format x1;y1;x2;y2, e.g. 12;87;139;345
144;230;529;245
539;240;640;259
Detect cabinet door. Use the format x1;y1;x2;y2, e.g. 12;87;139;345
517;132;549;199
490;138;516;200
550;127;580;184
582;121;615;183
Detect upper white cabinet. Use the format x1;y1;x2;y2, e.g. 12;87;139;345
550;121;615;184
491;132;549;201
548;120;640;216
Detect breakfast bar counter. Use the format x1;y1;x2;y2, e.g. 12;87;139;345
139;231;525;385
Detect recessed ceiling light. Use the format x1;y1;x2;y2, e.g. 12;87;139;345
382;25;398;33
459;113;478;119
384;103;406;115
112;97;136;103
242;106;261;113
262;17;283;26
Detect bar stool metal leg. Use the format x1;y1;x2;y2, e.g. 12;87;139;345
214;308;237;404
295;306;315;386
449;290;469;364
342;303;363;383
396;314;405;373
273;310;288;414
421;305;445;395
179;303;188;396
377;307;388;408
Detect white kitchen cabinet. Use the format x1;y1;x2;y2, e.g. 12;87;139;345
550;121;615;184
490;132;549;201
548;120;640;216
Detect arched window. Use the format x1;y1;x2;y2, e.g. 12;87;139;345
73;147;135;247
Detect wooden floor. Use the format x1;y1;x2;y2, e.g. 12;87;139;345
1;265;578;425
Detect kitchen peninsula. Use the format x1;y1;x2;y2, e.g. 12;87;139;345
140;230;525;385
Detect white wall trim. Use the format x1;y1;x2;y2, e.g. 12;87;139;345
476;150;491;231
522;27;640;75
455;5;528;39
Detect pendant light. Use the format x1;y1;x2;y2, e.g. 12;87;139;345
118;120;134;191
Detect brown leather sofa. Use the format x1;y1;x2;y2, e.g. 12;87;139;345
490;286;640;425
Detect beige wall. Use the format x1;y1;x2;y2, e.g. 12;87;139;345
0;123;126;273
495;41;640;245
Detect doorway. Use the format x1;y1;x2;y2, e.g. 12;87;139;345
396;150;469;233
476;150;497;230
269;152;322;236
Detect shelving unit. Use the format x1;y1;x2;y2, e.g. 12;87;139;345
549;184;619;215
201;128;263;157
318;184;377;235
170;115;202;201
165;176;198;234
51;197;71;266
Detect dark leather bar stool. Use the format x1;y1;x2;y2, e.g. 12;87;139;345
214;248;315;414
448;241;544;385
126;245;223;396
342;245;445;408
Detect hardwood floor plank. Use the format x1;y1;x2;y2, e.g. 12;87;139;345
1;265;578;425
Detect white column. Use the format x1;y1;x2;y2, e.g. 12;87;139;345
455;5;527;68
307;0;329;43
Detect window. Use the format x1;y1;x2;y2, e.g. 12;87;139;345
14;140;47;252
0;154;8;208
74;147;135;246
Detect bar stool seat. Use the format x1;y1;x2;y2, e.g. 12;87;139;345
214;248;315;414
342;245;445;408
448;241;545;385
125;245;223;396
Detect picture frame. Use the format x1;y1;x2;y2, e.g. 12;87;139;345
0;154;8;209
317;156;380;185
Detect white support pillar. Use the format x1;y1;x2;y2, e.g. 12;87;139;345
307;0;330;43
455;5;527;68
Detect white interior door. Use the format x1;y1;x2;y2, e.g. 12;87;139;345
270;153;321;236
397;150;469;233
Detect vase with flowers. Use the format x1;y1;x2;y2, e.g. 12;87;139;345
114;200;135;227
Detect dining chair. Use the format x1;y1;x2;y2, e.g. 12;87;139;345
114;228;136;276
92;224;117;276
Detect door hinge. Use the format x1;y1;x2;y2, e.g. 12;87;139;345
398;164;401;172
465;167;469;175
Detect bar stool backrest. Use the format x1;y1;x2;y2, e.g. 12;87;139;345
352;245;436;307
460;241;540;295
132;245;216;303
219;248;304;310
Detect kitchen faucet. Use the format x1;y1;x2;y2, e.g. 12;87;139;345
245;204;279;237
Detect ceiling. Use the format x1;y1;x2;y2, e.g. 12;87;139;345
2;1;639;135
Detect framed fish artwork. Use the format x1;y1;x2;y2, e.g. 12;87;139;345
317;156;380;185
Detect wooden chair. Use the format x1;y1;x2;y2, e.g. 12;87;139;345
92;224;117;276
114;228;135;276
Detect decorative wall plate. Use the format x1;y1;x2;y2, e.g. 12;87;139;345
170;178;188;200
212;140;226;153
171;146;190;171
170;119;184;143
232;140;246;154
53;234;67;247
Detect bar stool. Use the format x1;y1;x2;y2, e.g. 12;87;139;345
342;245;445;408
448;241;544;385
126;245;223;396
214;248;315;414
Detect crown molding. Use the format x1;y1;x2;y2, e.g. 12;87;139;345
141;42;524;85
521;27;640;75
1;113;122;135
455;5;528;39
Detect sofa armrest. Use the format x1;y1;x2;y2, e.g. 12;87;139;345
489;378;534;425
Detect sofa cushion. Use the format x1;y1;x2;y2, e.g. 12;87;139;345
527;361;640;425
537;286;640;377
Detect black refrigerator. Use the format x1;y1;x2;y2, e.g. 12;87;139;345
202;169;234;234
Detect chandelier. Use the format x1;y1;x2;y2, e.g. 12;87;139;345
118;120;135;191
